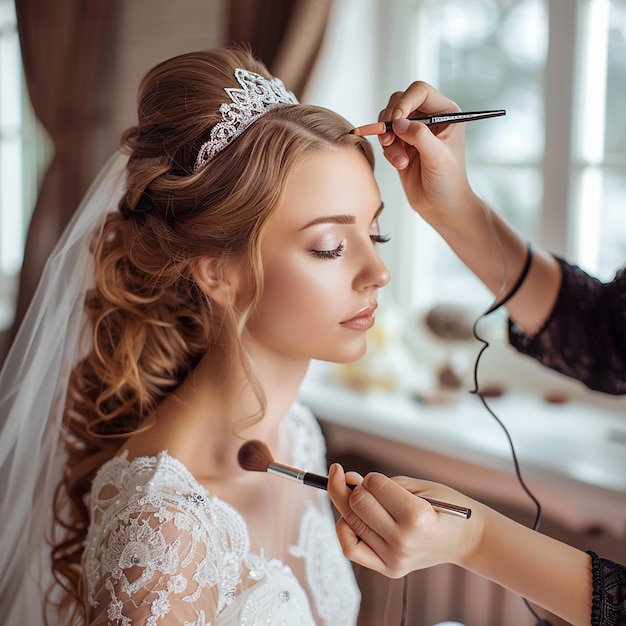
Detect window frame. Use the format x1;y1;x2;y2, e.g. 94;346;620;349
385;0;626;311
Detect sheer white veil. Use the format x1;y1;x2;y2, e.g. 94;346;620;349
0;152;128;624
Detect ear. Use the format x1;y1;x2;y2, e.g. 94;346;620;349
191;256;242;308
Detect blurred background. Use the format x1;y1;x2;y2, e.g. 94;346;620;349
3;0;626;358
1;1;625;624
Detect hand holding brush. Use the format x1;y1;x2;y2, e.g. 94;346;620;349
237;439;471;519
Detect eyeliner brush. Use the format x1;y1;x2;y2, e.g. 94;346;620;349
350;109;506;136
237;439;471;519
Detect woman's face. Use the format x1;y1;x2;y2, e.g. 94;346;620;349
245;147;390;364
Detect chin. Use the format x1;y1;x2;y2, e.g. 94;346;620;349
320;341;368;365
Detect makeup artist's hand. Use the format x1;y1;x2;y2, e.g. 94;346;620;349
328;464;483;578
378;81;561;336
378;81;484;229
329;465;595;626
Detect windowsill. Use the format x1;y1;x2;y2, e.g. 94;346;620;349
299;356;626;537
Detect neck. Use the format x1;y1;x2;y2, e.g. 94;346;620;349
123;342;311;480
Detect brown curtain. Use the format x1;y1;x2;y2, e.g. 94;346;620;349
7;0;118;350
2;0;332;362
228;0;333;99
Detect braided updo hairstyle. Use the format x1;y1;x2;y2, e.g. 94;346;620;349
49;46;374;622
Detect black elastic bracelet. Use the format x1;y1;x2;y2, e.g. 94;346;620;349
485;242;533;315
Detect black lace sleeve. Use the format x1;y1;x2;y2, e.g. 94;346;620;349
588;551;626;626
508;258;626;394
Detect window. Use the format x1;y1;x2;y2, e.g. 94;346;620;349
400;0;548;310
0;0;41;329
576;0;626;275
308;0;626;312
3;1;626;327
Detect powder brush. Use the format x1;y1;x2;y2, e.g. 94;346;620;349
237;439;471;519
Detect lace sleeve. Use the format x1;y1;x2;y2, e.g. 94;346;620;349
84;467;250;626
588;551;626;626
86;503;223;626
509;258;626;394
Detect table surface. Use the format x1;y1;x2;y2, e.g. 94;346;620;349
299;360;626;535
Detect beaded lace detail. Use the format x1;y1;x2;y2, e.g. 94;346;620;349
193;68;298;172
83;403;360;625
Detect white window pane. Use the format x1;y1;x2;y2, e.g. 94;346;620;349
0;137;24;274
605;1;626;157
411;0;547;306
0;33;21;129
469;166;543;240
574;0;626;275
0;0;28;331
0;0;15;28
598;168;626;278
428;0;547;166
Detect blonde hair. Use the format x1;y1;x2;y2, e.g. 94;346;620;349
49;46;374;622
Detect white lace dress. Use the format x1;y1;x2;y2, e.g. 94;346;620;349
82;403;360;625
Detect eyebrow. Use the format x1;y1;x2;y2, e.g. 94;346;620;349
299;202;384;231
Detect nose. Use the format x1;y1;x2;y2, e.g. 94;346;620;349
354;243;390;290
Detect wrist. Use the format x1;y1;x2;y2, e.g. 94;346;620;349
458;503;530;577
454;499;492;570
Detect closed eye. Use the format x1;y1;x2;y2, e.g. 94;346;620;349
311;240;346;260
371;234;390;244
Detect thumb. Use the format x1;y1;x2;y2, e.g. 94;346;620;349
392;118;447;163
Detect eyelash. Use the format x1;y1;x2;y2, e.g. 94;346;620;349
311;240;346;260
311;234;390;260
371;234;390;244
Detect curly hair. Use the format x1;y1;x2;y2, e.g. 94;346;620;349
48;46;374;622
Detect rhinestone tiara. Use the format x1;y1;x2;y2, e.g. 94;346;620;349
193;68;298;172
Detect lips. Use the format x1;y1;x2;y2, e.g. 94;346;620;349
340;303;378;330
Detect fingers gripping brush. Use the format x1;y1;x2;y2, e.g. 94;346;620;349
237;439;471;519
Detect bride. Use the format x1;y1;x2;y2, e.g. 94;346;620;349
0;45;390;625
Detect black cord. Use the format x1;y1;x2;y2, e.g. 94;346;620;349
469;242;551;626
397;243;547;626
471;320;546;623
484;242;533;316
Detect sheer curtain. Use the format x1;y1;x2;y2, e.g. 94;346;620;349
3;0;334;365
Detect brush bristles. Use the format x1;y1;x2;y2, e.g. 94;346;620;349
237;439;275;473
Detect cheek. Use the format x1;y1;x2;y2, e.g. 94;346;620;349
249;256;369;362
262;259;332;316
251;253;345;341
